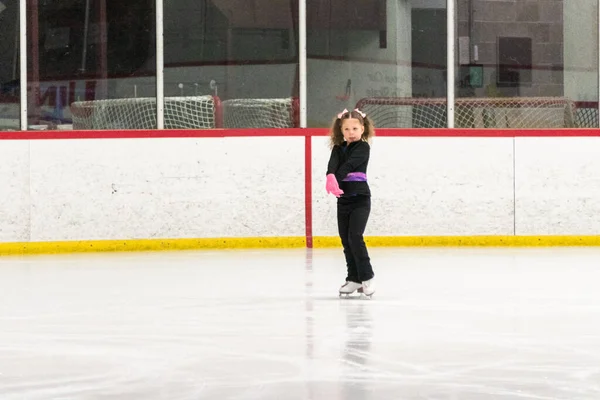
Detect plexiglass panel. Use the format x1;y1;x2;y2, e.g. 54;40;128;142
163;0;299;129
307;0;448;128
27;0;155;130
455;0;598;128
0;0;19;130
11;0;599;131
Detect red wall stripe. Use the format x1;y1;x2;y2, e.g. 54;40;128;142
0;128;317;140
2;128;600;140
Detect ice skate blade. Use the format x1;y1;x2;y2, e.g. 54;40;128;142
339;292;373;300
338;286;364;298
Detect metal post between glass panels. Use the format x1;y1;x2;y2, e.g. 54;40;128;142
447;0;455;129
156;0;164;129
19;0;26;130
299;0;307;128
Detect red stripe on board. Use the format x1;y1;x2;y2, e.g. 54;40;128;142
2;128;600;140
372;128;600;137
0;128;323;140
305;136;313;248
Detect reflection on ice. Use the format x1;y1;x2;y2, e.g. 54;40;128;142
1;247;600;399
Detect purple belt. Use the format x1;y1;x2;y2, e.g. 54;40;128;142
342;172;367;182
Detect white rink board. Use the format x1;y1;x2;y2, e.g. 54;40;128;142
312;137;515;236
28;137;305;241
0;141;30;242
5;135;600;243
515;137;600;235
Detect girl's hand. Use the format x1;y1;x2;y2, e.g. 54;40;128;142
326;174;344;197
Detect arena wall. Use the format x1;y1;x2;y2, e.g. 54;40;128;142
1;129;600;254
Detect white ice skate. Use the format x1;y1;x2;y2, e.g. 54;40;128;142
361;278;375;299
339;281;362;298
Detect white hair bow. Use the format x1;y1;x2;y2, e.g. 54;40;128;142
353;108;366;118
337;108;367;119
337;108;349;119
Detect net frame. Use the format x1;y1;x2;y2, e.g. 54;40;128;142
355;97;578;129
70;95;223;130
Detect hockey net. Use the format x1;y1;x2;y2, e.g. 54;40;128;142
355;97;578;128
222;97;299;128
574;101;599;128
70;96;222;129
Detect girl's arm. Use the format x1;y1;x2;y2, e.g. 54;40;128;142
334;142;370;181
326;146;340;175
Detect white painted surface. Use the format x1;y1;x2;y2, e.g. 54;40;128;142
28;137;305;241
313;136;515;236
515;137;600;235
2;248;600;399
311;136;336;236
3;135;600;243
0;141;30;242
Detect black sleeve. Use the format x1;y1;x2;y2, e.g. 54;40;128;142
334;142;370;181
326;146;340;175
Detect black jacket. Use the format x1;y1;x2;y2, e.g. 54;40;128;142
326;140;371;197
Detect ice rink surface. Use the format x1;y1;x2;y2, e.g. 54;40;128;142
1;247;600;399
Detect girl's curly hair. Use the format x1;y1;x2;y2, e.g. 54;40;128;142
328;109;375;149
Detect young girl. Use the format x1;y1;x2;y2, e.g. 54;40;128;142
325;108;376;298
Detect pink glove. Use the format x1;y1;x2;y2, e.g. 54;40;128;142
326;174;344;197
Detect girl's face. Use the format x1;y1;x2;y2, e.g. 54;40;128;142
341;118;364;143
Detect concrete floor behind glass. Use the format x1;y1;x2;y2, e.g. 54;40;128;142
1;247;600;399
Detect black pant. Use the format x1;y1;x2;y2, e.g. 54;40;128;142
337;195;374;283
